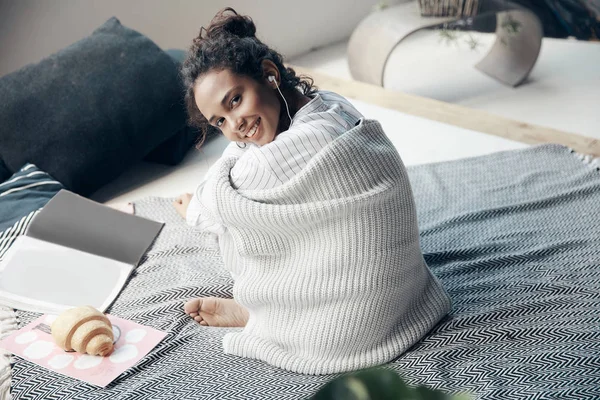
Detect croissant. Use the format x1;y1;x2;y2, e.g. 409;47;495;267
51;305;114;356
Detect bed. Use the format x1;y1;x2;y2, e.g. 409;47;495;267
2;62;600;399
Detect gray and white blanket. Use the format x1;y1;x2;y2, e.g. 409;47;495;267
9;144;600;399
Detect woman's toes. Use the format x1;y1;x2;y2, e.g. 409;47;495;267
184;298;202;314
184;297;247;327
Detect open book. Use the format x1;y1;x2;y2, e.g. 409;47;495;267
0;190;163;314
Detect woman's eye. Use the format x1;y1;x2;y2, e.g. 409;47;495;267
231;95;240;107
216;118;224;127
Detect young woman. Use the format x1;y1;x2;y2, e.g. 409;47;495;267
173;8;450;375
174;8;363;327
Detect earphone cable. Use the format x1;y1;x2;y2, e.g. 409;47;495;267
274;80;293;124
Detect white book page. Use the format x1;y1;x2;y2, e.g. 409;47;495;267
0;236;132;314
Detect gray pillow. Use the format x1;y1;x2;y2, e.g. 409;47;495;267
0;159;10;182
142;49;202;166
0;17;189;196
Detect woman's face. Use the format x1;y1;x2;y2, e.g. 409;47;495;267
194;68;281;146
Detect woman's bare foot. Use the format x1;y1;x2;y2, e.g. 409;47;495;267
183;297;249;327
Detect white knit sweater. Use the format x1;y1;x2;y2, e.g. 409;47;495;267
200;119;452;374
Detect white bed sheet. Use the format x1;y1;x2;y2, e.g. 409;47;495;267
92;99;527;206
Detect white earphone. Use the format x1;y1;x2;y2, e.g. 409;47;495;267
268;75;292;124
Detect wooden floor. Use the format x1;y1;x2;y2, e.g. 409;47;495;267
291;65;600;157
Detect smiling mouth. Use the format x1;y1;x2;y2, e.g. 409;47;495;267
245;117;261;138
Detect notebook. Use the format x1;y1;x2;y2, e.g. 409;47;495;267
0;189;163;314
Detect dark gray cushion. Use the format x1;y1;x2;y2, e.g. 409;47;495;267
142;49;220;165
0;159;10;182
0;17;188;196
142;126;200;165
142;49;200;166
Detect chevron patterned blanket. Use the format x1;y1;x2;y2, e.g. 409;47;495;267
9;144;600;399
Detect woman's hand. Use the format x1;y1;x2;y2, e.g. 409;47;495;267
173;193;193;219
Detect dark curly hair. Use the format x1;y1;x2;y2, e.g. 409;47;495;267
182;7;318;148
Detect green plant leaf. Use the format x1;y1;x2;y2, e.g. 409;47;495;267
310;368;466;400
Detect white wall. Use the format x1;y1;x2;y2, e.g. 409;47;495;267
0;0;406;77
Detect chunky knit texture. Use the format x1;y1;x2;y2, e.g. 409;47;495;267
199;119;452;374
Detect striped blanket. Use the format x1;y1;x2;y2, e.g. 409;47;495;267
5;145;600;399
0;164;63;259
